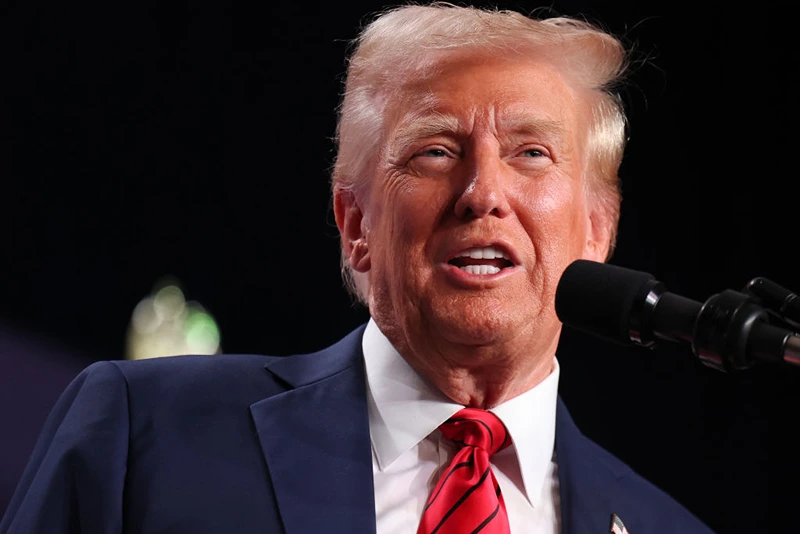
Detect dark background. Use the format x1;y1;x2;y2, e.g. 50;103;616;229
4;1;798;532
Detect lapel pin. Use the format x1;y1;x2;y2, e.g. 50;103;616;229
610;513;630;534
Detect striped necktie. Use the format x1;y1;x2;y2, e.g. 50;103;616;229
417;408;512;534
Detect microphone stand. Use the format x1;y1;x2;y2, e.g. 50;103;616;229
690;277;800;372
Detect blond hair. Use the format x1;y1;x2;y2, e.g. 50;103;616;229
332;2;630;303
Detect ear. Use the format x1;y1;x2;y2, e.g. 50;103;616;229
333;187;371;273
582;208;613;263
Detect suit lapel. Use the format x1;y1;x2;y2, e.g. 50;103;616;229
250;326;376;534
249;331;640;534
556;397;629;534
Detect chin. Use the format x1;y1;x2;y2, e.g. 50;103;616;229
428;301;523;347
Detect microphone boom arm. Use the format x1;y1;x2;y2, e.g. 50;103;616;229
555;260;800;373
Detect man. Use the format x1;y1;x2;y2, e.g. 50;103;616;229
1;3;715;533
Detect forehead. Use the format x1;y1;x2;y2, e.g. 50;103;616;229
384;55;584;141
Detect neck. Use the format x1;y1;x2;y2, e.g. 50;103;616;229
398;335;559;409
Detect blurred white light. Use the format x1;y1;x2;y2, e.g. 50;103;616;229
131;296;160;334
153;284;186;321
126;278;221;360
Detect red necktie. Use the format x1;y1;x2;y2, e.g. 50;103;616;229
417;408;512;534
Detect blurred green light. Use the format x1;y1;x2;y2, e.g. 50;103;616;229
184;311;221;354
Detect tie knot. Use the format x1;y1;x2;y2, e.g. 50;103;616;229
439;408;510;456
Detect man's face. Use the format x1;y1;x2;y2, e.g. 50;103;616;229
339;55;610;360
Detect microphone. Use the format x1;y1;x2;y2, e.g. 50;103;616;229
745;277;800;330
554;259;800;371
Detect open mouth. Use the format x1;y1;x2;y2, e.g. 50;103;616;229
447;246;515;275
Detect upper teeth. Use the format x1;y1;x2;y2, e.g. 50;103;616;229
456;246;509;260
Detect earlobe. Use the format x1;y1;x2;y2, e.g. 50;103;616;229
333;188;371;273
583;210;612;263
350;239;370;272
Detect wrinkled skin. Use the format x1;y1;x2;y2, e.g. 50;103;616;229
334;56;611;408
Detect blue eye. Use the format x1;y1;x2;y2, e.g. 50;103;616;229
420;148;448;157
523;149;544;157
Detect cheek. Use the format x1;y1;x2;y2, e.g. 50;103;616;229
369;183;443;275
392;184;448;247
525;183;587;237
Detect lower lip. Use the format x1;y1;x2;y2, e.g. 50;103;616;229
439;263;522;286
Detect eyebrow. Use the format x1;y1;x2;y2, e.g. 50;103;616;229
502;113;566;143
389;110;566;151
388;112;462;151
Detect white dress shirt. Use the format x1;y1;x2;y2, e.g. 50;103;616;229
363;318;561;534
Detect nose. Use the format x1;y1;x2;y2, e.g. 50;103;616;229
453;150;512;219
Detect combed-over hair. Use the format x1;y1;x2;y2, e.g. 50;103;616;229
332;2;630;304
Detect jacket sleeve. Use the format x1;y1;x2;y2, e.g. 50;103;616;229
0;361;130;534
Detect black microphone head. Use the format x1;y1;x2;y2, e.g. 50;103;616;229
745;277;800;328
555;259;662;345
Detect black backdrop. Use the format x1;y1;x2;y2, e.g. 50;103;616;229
5;1;799;532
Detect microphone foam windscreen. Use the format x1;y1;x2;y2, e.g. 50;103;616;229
555;260;657;344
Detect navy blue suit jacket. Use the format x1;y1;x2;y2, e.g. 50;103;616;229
1;325;714;533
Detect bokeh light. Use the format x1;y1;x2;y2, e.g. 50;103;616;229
126;277;221;360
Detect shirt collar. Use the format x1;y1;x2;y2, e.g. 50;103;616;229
362;318;560;507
